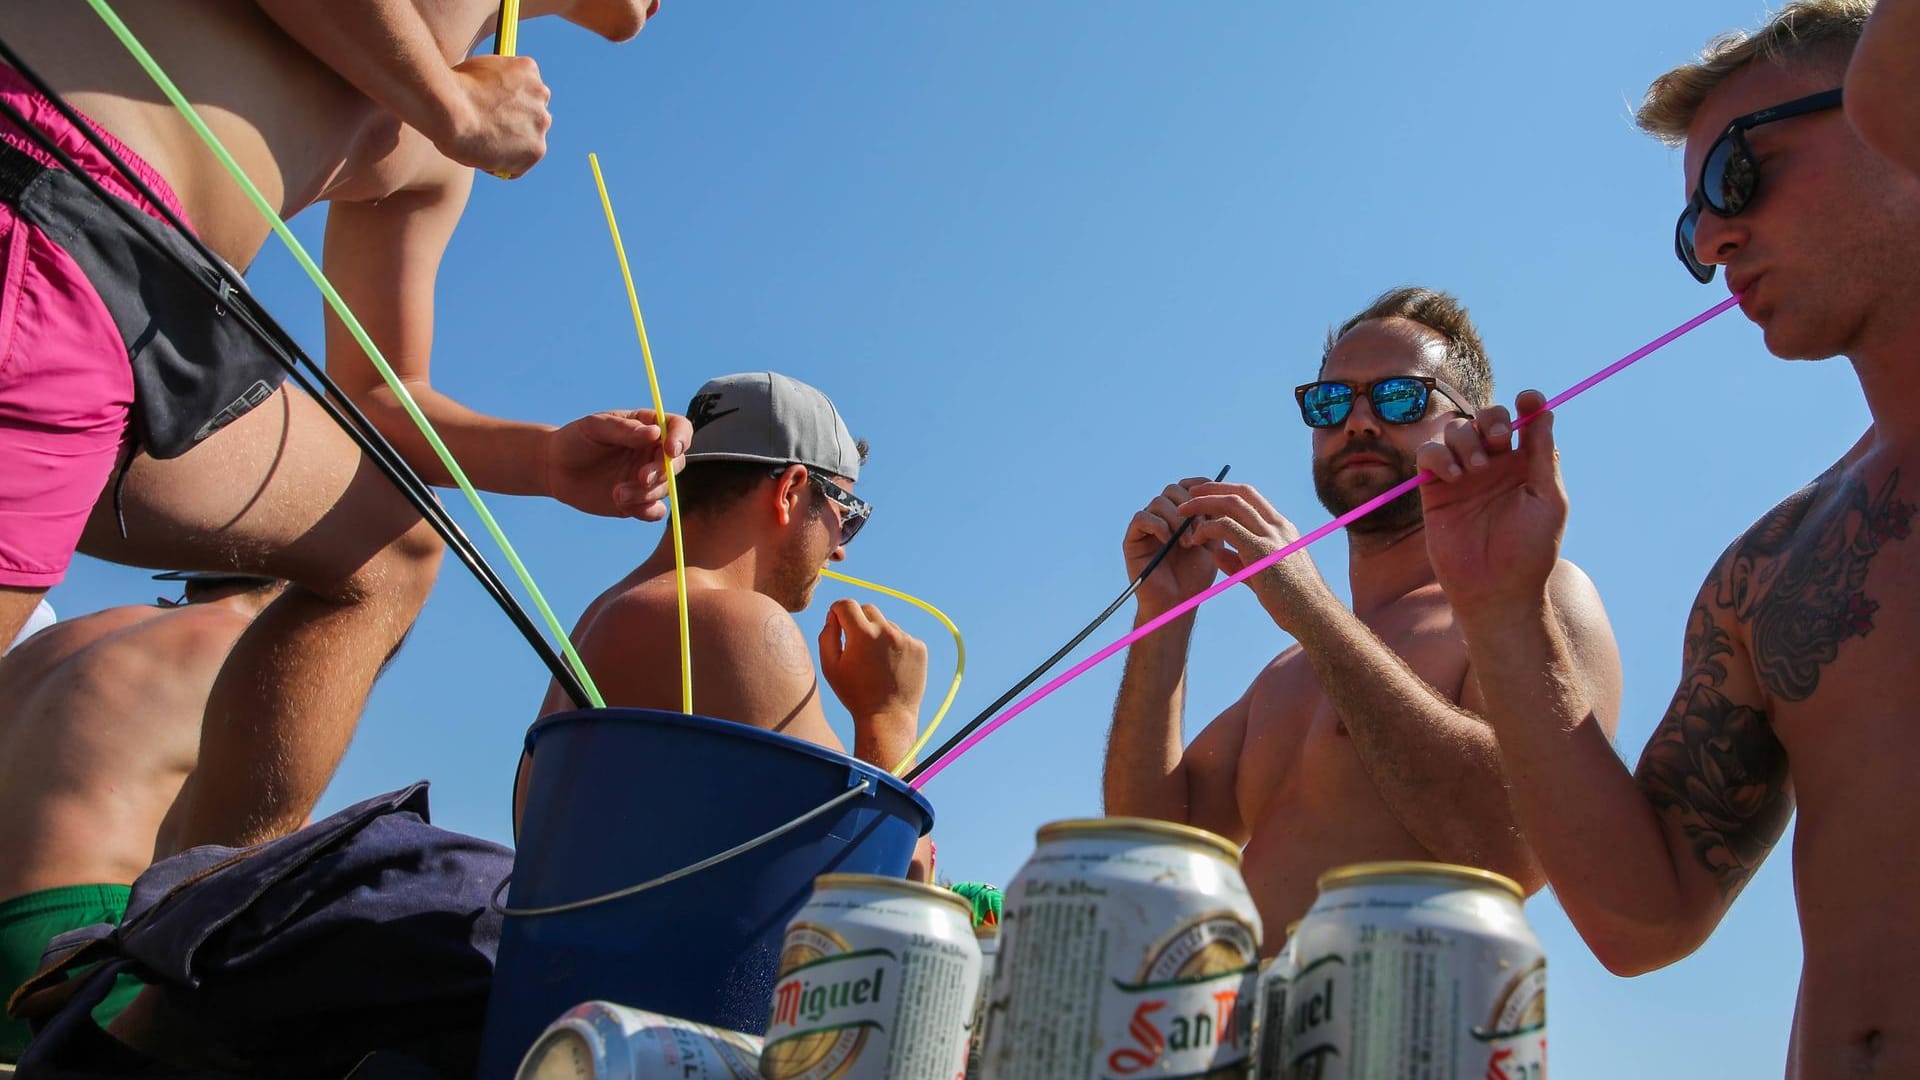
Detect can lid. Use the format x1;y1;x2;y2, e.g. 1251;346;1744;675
811;873;976;917
1035;817;1242;864
1314;860;1524;901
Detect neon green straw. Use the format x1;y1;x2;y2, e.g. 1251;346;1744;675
86;0;604;707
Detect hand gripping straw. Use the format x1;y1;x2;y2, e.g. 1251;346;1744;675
907;295;1745;789
818;569;967;777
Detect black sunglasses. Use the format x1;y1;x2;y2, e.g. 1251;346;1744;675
1675;88;1843;283
1295;375;1471;428
771;465;871;545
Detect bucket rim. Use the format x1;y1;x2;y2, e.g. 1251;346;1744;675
524;706;935;829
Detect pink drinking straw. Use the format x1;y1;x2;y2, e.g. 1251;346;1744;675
910;294;1744;789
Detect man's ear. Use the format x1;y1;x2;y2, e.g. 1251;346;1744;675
771;464;809;527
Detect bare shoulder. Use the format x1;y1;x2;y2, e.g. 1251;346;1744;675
579;586;823;731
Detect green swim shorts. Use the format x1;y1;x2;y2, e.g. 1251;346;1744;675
0;884;143;1062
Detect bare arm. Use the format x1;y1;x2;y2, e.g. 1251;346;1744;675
1286;564;1621;891
1102;608;1250;842
253;0;551;176
1418;395;1788;976
1847;0;1920;180
323;158;690;517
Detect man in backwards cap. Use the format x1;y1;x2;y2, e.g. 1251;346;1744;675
533;372;934;875
0;570;283;1061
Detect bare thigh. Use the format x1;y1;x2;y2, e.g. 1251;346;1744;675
78;386;430;590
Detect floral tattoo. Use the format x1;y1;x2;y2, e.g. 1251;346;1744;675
1637;469;1914;897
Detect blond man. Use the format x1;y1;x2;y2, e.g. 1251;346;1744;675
1417;2;1920;1074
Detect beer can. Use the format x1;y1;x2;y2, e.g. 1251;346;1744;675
979;817;1262;1079
513;1001;762;1080
966;922;999;1078
1251;921;1301;1079
761;873;983;1080
1285;861;1546;1080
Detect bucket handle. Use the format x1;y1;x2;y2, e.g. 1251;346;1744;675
491;778;876;918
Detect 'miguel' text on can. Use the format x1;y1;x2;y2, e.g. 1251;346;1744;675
761;873;982;1080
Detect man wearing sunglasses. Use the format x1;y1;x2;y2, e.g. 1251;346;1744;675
532;372;933;873
1416;2;1920;1073
1102;287;1623;945
0;571;282;1063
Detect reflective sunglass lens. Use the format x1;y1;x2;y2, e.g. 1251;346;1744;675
1372;378;1428;423
1302;384;1352;427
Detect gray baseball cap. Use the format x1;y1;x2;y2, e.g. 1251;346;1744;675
683;372;862;481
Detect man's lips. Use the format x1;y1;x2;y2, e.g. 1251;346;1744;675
1339;454;1389;470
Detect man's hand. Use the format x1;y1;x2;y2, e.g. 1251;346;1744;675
542;409;693;520
1415;389;1567;615
819;600;928;766
1125;479;1222;613
1177;481;1334;631
435;55;552;177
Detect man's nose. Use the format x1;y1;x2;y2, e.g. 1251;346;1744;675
1341;392;1383;438
1692;209;1746;273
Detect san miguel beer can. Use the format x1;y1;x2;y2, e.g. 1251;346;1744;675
966;921;1000;1077
979;817;1262;1079
1251;921;1301;1079
513;1002;762;1080
1284;862;1546;1080
761;873;983;1080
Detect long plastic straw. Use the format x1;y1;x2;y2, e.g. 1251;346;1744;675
904;464;1229;784
818;569;966;776
495;0;522;58
85;0;604;707
590;154;693;714
909;295;1744;788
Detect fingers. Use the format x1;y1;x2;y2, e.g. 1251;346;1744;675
1128;509;1173;545
818;605;844;670
655;411;694;459
1417;400;1523;482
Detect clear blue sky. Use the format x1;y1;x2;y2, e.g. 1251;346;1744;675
51;2;1866;1074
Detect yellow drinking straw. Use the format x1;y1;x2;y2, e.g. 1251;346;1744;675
495;0;522;58
489;0;523;180
820;569;964;777
590;154;694;714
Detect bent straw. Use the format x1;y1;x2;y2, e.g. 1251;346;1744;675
909;295;1744;789
85;0;605;707
590;154;694;713
818;569;967;776
904;464;1230;785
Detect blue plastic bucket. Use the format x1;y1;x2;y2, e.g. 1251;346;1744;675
476;708;934;1078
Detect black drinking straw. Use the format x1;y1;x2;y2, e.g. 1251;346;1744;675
903;464;1230;784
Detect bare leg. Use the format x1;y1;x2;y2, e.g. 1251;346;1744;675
81;387;442;847
0;586;47;651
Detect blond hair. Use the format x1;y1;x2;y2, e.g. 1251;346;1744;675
1636;1;1872;145
1322;287;1493;409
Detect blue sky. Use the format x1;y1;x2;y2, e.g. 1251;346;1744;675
48;2;1869;1074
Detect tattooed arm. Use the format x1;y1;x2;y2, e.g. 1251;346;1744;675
1458;560;1785;976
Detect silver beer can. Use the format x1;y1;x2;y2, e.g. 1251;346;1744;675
980;817;1262;1079
1285;861;1546;1080
966;923;999;1078
514;1001;763;1080
761;873;983;1080
1251;921;1301;1080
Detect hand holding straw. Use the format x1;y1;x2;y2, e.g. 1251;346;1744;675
903;464;1230;784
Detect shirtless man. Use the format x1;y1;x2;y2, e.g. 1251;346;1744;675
532;372;934;875
1102;287;1622;944
1415;2;1920;1073
0;571;280;1062
0;1;687;848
